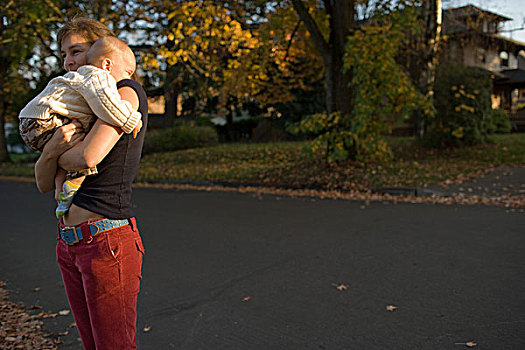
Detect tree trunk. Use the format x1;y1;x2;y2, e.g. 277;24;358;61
0;60;11;162
325;0;354;116
226;102;236;142
163;65;183;128
424;0;442;97
0;110;9;162
416;0;442;138
0;99;11;163
291;0;355;116
164;91;177;128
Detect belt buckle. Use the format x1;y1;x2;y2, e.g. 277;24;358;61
62;226;80;245
90;222;100;236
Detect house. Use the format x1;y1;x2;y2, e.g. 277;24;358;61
441;4;525;123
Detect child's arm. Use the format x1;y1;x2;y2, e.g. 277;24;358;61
79;71;141;134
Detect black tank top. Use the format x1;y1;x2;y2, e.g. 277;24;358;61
72;79;148;219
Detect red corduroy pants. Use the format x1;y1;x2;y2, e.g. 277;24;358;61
56;218;144;350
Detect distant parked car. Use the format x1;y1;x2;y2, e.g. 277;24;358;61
5;122;31;154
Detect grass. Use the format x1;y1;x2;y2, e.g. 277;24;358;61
0;152;39;177
137;133;525;191
2;134;524;191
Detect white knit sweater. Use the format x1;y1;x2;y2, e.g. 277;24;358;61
19;65;141;134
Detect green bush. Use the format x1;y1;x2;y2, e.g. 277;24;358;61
142;124;218;154
486;108;511;134
425;63;493;147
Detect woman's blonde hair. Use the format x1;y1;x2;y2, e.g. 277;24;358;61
57;17;115;51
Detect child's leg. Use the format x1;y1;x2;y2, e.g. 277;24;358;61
55;175;85;219
55;168;67;202
55;165;97;219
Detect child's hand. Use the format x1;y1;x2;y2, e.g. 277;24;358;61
133;119;143;139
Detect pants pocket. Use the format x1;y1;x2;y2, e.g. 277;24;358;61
135;238;145;256
134;238;144;282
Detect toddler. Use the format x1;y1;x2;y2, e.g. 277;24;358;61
19;36;142;218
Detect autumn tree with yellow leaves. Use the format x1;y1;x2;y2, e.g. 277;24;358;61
143;0;325;139
4;0;443;164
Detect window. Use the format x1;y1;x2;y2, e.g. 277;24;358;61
500;51;509;67
477;48;486;63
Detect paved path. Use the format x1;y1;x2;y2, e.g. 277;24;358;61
429;166;525;197
0;180;524;349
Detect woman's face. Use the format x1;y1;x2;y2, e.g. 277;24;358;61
61;34;92;72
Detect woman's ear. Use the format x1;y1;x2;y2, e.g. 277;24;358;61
101;58;113;72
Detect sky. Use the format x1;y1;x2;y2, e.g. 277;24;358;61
444;0;525;42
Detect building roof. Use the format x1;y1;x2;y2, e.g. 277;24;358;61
444;5;511;23
491;34;525;48
494;69;525;86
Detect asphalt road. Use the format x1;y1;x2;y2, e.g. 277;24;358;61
0;180;524;349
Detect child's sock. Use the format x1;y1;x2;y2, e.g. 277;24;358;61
56;180;81;219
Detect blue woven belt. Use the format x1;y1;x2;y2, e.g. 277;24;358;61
59;218;130;245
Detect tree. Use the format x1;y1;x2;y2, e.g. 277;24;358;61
0;0;61;162
151;0;265;139
289;0;434;162
144;0;324;140
398;0;442;137
290;0;355;116
342;4;433;160
1;0;163;161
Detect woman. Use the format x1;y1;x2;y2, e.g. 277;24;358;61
34;17;147;350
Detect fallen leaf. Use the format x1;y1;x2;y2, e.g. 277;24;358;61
57;330;69;336
242;296;252;302
33;287;41;292
143;325;152;332
386;305;398;311
0;285;60;348
332;283;348;291
455;341;477;347
58;309;71;316
68;322;77;328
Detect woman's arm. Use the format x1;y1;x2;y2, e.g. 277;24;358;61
57;120;122;170
34;121;84;193
57;86;140;170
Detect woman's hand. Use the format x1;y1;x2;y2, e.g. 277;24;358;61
42;120;85;159
35;120;85;194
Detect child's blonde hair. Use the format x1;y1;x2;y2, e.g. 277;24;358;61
86;36;134;65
